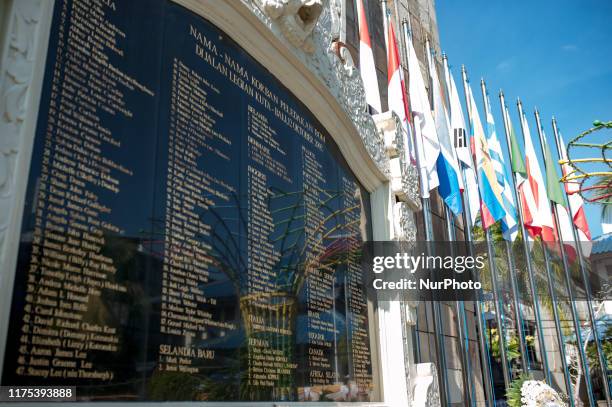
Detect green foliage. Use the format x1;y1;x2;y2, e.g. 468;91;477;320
490;329;535;363
586;329;612;371
506;373;531;407
506;335;521;361
148;371;202;400
490;328;518;360
472;219;573;338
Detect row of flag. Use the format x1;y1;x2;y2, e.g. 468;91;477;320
355;0;591;253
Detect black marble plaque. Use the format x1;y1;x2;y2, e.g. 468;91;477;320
1;0;375;401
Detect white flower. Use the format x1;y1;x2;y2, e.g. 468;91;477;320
519;380;566;407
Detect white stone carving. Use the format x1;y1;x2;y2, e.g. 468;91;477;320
371;111;420;243
0;0;42;264
372;111;421;212
403;301;418;326
412;363;441;407
245;0;390;179
373;111;401;158
393;201;417;242
257;0;323;53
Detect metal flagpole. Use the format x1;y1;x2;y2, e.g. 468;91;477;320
480;79;529;376
519;100;574;399
459;65;503;403
394;15;423;364
380;0;423;393
389;4;427;392
476;78;512;390
396;16;450;405
493;90;527;375
534;109;596;406
551;117;612;405
498;91;549;380
443;54;494;407
443;181;476;407
458;164;495;407
425;40;473;407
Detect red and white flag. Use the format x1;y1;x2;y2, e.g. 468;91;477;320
356;0;382;114
385;19;417;165
519;112;555;242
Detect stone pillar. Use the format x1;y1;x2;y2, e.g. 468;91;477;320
0;0;53;374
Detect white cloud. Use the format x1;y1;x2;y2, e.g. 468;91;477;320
496;57;516;73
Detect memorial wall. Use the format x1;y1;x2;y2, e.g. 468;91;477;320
0;0;376;402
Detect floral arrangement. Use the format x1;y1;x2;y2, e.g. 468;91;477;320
507;374;567;407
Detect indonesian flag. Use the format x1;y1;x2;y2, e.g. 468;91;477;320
520;112;555;243
385;20;417;166
356;0;382;114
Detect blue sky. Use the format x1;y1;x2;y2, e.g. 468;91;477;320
437;0;612;238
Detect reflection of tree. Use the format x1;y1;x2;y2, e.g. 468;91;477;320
77;232;150;397
237;184;363;401
472;220;573;378
148;371;201;400
267;185;362;296
473;218;608;402
490;328;535;362
144;185;363;298
570;295;612;402
141;175;365;401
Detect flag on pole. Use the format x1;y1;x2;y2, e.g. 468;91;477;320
505;107;538;242
506;107;536;239
406;31;440;196
557;132;592;241
444;62;480;225
542;135;581;259
554;198;580;260
385;20;417;165
484;93;518;240
427;47;462;215
520;112;555;242
466;84;505;229
507;107;527;179
445;65;471;169
356;0;382;114
543;134;565;207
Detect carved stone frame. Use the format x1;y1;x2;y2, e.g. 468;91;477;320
0;0;54;379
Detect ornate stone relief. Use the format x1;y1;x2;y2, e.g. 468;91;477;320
403;300;418;326
412;363;441;407
244;0;390;179
393;201;417;242
0;0;43;266
372;111;421;213
257;0;323;53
